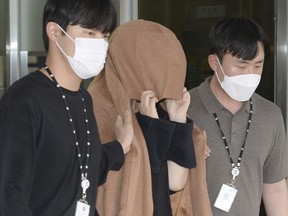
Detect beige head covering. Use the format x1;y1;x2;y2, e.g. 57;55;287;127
88;19;212;216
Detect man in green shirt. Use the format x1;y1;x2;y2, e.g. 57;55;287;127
188;17;288;216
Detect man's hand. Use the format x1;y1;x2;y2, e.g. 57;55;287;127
114;110;134;154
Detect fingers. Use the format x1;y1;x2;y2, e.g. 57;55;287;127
122;110;132;126
182;91;190;103
182;87;191;103
137;88;190;120
114;114;123;127
205;148;211;159
139;90;159;118
114;111;134;154
115;110;132;125
164;87;190;123
141;90;158;107
204;143;211;160
201;130;211;159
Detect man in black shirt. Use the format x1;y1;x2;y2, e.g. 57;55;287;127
0;0;133;215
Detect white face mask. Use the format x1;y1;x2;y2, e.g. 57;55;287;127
56;25;108;79
215;57;261;102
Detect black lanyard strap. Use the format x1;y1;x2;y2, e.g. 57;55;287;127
213;98;253;169
44;65;91;201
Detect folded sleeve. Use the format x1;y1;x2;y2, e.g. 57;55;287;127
98;141;125;185
166;118;196;169
136;112;175;174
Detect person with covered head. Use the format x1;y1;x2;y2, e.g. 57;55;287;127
88;20;212;216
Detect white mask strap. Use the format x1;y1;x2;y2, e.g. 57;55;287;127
215;56;226;77
215;56;225;84
55;42;70;58
57;24;76;43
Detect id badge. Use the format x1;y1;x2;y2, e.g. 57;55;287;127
214;184;238;212
75;201;90;216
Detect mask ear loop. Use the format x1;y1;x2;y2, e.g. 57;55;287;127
55;24;76;58
215;56;226;84
57;24;76;43
55;42;70;58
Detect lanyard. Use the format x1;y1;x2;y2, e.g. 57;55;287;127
213;99;253;185
44;65;91;203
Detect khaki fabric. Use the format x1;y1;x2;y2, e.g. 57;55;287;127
171;124;212;216
88;19;212;216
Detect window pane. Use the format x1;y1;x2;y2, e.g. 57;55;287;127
0;0;6;98
139;0;274;102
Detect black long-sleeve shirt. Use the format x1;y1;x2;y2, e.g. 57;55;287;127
0;71;124;216
136;105;196;216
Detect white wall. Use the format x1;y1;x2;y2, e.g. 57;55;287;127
20;0;46;51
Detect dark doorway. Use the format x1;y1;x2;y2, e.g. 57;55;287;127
139;1;275;215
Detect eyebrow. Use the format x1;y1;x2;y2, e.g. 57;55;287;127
255;59;265;64
238;59;264;64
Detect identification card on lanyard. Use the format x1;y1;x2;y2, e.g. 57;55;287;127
75;179;91;216
212;99;253;212
214;183;238;212
214;166;240;212
75;201;90;216
44;66;92;216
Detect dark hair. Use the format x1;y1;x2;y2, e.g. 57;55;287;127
42;0;117;51
208;17;270;62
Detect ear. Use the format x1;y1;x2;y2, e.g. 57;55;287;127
208;54;218;72
46;22;61;42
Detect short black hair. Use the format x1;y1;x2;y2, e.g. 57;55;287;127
208;17;270;62
42;0;117;51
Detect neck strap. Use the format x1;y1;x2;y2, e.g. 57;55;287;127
213;98;253;169
44;65;91;202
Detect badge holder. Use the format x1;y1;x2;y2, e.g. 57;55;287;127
214;167;239;212
75;178;90;216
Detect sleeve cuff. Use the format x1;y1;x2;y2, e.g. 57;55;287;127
98;140;125;185
102;140;125;171
167;118;196;168
136;112;175;174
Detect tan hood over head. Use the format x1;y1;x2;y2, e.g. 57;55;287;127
88;19;212;216
105;19;186;102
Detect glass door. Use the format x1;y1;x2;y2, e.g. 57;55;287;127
138;1;285;216
2;0;46;96
0;0;130;95
139;0;274;102
0;0;6;98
